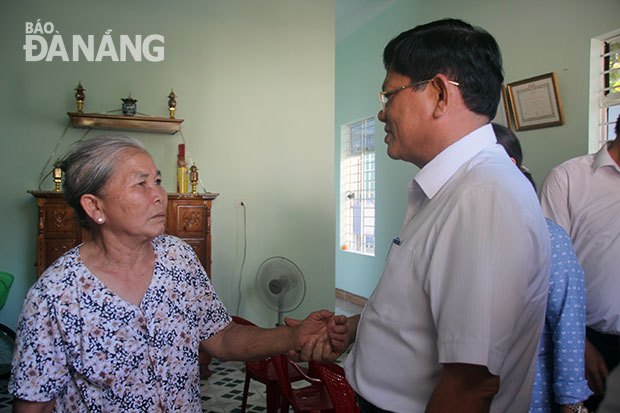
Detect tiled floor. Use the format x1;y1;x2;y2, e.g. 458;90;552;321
0;297;364;412
200;358;268;412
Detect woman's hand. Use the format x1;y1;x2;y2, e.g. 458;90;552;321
12;398;56;413
202;310;350;362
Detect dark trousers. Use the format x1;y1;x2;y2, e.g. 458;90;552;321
354;393;393;413
584;327;620;411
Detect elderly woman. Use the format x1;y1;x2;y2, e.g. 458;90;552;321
10;135;339;412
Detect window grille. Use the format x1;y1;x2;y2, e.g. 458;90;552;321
590;31;620;152
340;117;375;256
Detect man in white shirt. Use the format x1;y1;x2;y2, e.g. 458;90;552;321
323;19;551;412
541;114;620;410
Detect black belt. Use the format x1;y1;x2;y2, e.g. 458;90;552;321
354;392;393;413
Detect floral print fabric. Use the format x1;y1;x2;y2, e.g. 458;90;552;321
9;235;230;412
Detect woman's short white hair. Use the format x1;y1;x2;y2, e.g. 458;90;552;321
60;135;147;229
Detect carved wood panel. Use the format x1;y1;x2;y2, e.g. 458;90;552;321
44;204;78;234
178;205;205;234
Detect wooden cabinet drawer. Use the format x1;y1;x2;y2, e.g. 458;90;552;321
182;238;206;267
45;238;79;267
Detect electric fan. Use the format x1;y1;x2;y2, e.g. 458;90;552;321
255;256;306;325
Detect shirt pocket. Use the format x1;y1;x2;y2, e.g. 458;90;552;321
367;243;414;322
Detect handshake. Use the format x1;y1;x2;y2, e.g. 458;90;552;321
285;310;354;362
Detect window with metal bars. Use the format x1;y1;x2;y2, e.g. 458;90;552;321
340;117;375;256
589;32;620;152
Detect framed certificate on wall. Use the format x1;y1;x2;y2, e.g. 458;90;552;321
507;72;565;131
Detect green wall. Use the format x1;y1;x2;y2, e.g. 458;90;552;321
335;0;620;298
0;0;335;329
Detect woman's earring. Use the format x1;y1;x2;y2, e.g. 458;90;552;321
97;217;103;223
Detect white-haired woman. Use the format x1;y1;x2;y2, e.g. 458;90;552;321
9;135;340;412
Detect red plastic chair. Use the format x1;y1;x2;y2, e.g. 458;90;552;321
271;354;334;412
232;316;308;413
310;362;360;413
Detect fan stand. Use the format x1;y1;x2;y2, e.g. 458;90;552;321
276;302;285;326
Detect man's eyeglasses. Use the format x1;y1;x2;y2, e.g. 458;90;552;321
379;79;460;111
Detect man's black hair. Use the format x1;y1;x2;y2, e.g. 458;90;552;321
383;18;504;120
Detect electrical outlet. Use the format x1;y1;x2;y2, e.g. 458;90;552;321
234;200;246;208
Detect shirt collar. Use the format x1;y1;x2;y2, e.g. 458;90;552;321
414;123;496;199
593;143;620;173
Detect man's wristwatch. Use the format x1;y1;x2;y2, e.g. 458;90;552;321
563;404;588;413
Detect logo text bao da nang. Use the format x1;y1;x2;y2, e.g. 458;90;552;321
24;20;165;62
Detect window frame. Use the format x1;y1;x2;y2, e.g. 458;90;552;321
339;116;376;256
589;29;620;153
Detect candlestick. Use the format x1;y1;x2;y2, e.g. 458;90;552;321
190;163;198;194
74;81;85;113
53;161;63;192
168;89;177;119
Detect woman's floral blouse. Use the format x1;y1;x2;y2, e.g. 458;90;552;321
9;235;231;412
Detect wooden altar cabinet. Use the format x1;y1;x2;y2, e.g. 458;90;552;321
28;191;218;278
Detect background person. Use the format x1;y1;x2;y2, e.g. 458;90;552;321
540;115;620;410
493;123;592;413
9;135;340;413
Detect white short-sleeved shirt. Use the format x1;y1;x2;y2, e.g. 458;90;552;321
345;124;551;413
9;235;231;412
541;144;620;334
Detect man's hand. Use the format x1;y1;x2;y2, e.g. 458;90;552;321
285;312;349;362
585;338;609;396
328;314;353;353
426;363;499;412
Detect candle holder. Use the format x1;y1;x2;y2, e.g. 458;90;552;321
74;81;85;113
53;161;63;192
168;89;177;119
190;163;198;194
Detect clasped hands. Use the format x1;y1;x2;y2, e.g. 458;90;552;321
285;309;350;362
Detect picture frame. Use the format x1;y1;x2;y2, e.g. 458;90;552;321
506;72;565;131
492;85;514;129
